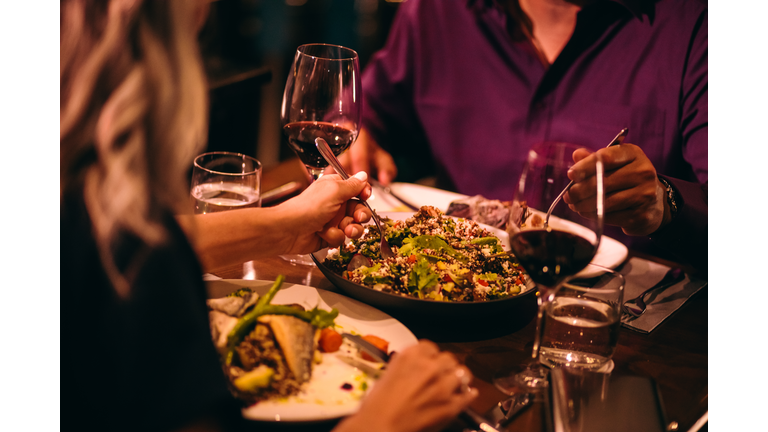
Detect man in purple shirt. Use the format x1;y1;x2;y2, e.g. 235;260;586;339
344;0;707;271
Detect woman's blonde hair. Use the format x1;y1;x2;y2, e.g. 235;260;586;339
61;0;208;297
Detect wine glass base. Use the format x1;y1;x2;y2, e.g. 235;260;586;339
492;363;550;395
279;254;316;266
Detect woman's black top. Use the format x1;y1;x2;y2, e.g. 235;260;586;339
61;192;244;431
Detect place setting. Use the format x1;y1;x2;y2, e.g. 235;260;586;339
190;120;707;432
619;258;708;334
203;135;664;430
197;127;706;430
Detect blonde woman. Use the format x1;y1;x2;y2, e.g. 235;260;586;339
60;1;476;431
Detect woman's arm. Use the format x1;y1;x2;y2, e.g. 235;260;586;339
177;172;372;272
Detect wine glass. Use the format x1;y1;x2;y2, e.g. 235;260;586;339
278;43;361;266
493;141;605;393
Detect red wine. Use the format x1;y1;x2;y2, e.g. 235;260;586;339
283;121;356;169
509;230;596;290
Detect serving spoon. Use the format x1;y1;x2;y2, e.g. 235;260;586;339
544;128;629;227
315;137;396;259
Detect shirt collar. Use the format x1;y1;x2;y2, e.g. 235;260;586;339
467;0;648;21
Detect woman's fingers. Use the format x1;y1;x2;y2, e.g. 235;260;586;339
339;201;371;238
316;227;343;248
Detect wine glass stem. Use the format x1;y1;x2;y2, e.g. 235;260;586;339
531;289;556;361
307;167;325;182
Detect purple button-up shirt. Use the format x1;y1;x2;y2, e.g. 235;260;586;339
361;0;707;267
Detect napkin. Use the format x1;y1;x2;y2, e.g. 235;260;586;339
619;257;707;334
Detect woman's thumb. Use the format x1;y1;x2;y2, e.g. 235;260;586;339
341;171;371;200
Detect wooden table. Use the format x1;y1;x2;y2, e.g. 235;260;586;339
210;251;707;432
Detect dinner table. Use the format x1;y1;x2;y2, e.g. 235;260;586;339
210;161;708;432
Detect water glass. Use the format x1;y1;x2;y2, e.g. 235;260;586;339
539;264;625;370
191;151;262;214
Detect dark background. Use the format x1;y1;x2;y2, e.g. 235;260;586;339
198;0;403;169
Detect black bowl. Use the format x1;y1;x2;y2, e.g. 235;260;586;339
311;249;538;340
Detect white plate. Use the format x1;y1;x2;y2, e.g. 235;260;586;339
206;279;418;422
368;182;466;213
368;182;628;276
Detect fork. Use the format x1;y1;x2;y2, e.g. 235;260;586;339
544;127;628;227
623;268;684;317
315;138;396;259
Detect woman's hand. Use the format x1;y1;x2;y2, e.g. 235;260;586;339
275;172;373;254
565;144;668;236
334;340;478;432
178;171;373;271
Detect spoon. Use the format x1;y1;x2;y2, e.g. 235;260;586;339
623;267;684;317
315;137;396;259
544;128;629;226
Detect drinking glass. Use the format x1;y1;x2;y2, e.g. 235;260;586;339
493;141;605;393
540;264;624;370
191;151;262;278
191;151;262;213
278;43;361;265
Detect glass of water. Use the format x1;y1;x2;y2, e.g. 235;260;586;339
539;264;625;370
191;151;262;214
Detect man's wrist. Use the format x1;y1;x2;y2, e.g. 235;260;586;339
653;176;678;234
658;176;679;220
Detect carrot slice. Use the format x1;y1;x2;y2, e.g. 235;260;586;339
360;335;389;361
318;327;343;353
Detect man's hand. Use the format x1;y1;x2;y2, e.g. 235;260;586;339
335;128;398;186
565;144;670;236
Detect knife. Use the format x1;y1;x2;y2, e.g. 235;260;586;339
341;333;507;432
369;179;421;212
342;333;390;363
261;181;302;205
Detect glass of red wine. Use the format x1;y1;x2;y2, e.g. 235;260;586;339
279;43;361;265
493;141;605;394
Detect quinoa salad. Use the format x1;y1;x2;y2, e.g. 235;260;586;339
323;206;529;302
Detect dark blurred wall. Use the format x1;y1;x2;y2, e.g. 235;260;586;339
198;0;402;167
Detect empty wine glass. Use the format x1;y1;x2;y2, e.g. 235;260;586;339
493;142;605;393
278;43;361;266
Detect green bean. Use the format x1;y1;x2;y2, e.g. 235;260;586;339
223;275;338;365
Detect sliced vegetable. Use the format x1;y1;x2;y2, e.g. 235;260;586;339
360;335;389;362
469;237;499;245
385;224;412;247
407;256;439;294
348;254;373;271
319;327;343;353
227;287;254;298
362;274;394;286
233;365;275;391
